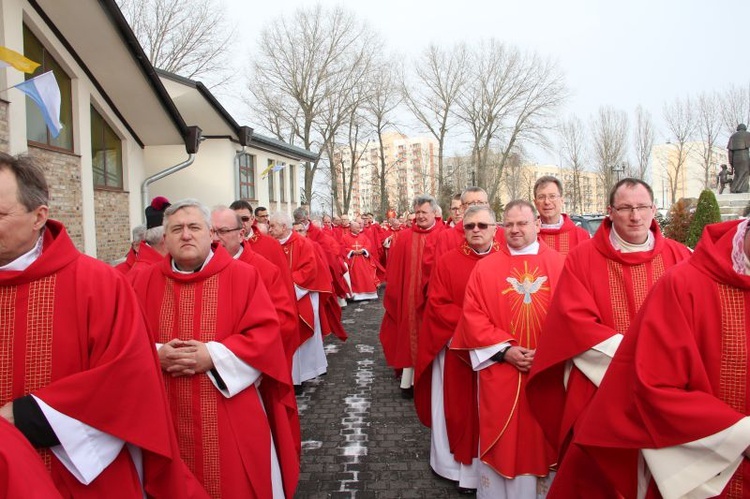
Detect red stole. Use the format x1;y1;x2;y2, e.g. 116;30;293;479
527;219;691;463
570;220;750;498
415;241;500;464
0;221;206;498
131;246;299;499
451;244;564;477
379;222;445;368
538;214;591;255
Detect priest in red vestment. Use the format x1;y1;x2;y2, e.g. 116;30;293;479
445;194;462;227
571;218;750;498
0;157;206;498
532;176;590;255
415;205;501;493
269;212;333;387
131;200;299;499
114;224;146;274
526;178;691;497
230;200;289;273
341;221;381;301
0;419;61;498
380;195;445;397
451;200;564;499
211;207;300;372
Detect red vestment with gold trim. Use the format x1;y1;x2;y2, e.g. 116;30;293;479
131;246;299;499
0;221;206;498
451;243;564;478
415;240;500;464
570;219;750;498
341;231;381;296
537;214;591;256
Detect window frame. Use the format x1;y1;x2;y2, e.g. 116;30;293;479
90;105;123;190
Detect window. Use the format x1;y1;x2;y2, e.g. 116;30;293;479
267;159;276;202
280;163;287;202
237;153;255;200
23;25;73;150
289;164;296;202
91;106;122;189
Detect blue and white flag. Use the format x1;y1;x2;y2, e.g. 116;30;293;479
272;162;285;173
15;71;62;138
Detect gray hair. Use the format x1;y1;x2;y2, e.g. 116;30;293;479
293;206;308;223
270;211;292;228
460;186;487;204
211;205;243;227
413;194;439;212
463;205;496;223
163;199;211;229
132;224;147;243
0;153;49;210
144;226;164;246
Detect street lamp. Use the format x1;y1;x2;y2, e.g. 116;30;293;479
612;163;625;184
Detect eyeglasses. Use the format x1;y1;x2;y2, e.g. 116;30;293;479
611;205;653;215
535;194;561;202
463;200;488;207
503;221;532;229
214;227;242;235
450;207;461;212
464;222;495;230
240;216;251;222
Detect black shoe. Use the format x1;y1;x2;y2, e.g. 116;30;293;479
456;486;476;495
400;387;413;399
294;385;303;395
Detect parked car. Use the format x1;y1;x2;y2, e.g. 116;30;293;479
570;214;606;237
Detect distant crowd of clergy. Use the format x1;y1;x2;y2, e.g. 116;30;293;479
1;148;749;499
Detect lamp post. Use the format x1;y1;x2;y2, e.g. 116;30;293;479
612;162;625;184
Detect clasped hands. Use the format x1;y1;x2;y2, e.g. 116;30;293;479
504;346;535;373
158;339;214;377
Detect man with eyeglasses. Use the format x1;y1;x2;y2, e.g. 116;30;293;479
415;205;501;494
569;217;750;498
380;195;446;398
451;200;564;499
230;200;289;276
131;199;300;499
255;206;270;227
533;176;590;255
527;178;691;496
446;194;463;228
211;206;299;371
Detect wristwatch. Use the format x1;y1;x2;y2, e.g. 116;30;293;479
491;346;511;363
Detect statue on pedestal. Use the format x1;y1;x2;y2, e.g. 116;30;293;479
728;123;750;193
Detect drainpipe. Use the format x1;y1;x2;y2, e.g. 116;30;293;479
141;126;202;223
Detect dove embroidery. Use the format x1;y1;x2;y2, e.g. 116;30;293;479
505;275;548;304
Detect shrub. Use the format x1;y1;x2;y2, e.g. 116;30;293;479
663;198;695;244
685;189;722;248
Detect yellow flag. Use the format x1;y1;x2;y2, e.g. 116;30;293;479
0;46;39;74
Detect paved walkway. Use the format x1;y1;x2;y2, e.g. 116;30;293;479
294;292;467;498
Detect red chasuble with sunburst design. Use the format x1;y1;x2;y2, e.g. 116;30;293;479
0;221;207;498
526;218;691;466
451;243;564;478
568;219;750;499
131;245;299;499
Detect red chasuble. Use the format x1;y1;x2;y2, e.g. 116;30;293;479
379;222;445;368
237;241;300;371
306;224;350;300
131;246;299;499
526;219;691;465
415;240;500;464
114;247;137;274
341;231;382;296
0;221;206;498
567;219;750;498
0;419;61;498
537;214;590;256
246;227;289;273
451;243;564;478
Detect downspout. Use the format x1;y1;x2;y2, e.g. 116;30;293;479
141;126;202;223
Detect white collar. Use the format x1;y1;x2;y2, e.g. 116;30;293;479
508;240;540;255
0;230;44;272
540;216;564;229
609;226;654;253
278;232;292;245
232;245;244;260
171;250;214;274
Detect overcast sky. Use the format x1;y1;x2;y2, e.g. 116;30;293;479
219;0;750;163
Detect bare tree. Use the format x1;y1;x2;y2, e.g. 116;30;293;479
590;106;629;195
403;43;467;206
367;59;403;218
250;5;380;207
118;0;234;85
662;96;697;205
694;92;723;190
720;82;750;135
559;116;587;213
456;40;567;203
633;105;654;181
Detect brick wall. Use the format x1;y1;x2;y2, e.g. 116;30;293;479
28;146;85;252
93;189;130;263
